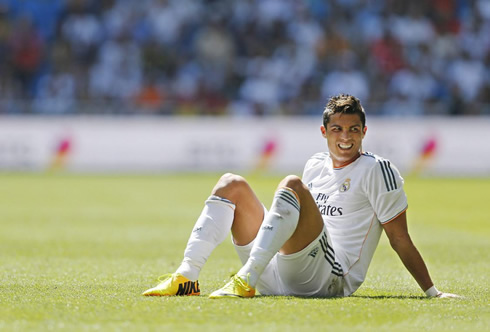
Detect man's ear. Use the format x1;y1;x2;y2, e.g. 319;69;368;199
362;125;367;138
321;125;327;138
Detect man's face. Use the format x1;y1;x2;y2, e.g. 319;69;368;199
321;113;367;168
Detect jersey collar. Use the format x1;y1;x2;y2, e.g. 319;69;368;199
332;153;362;170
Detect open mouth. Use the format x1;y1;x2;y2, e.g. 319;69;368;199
338;143;354;150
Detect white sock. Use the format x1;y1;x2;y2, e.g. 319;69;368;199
176;195;235;281
237;188;300;287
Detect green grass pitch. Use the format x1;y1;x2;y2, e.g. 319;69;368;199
0;173;488;331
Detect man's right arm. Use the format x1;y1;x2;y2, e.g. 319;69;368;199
382;211;460;298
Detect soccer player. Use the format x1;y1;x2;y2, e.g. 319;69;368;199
142;94;459;299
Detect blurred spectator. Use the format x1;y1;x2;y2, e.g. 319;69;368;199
0;0;488;116
446;50;486;103
388;64;438;104
370;29;405;76
132;74;167;114
8;15;45;100
88;30;142;104
33;66;76;114
390;3;435;46
60;0;102;65
321;50;369;103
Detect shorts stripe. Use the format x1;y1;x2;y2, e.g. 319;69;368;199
326;246;335;263
319;232;344;277
332;262;343;276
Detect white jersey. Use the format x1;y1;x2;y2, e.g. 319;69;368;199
302;151;408;296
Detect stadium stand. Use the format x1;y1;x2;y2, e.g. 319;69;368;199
0;0;488;116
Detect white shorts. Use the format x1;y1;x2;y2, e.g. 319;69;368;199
233;224;344;297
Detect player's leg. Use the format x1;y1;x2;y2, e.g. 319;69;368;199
215;174;265;247
262;176;343;297
278;175;326;255
142;173;264;296
176;172;264;277
243;175;325;280
210;175;326;298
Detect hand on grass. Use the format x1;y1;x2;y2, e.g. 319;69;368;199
425;285;461;298
436;292;461;299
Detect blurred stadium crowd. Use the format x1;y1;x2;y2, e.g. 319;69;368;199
0;0;489;116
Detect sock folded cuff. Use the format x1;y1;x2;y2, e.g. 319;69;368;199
275;188;300;212
278;187;300;201
207;195;236;210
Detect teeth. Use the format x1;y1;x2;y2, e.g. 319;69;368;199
339;144;353;149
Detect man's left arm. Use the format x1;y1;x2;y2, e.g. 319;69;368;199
382;211;460;298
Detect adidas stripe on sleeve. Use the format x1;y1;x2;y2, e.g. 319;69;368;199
366;158;408;224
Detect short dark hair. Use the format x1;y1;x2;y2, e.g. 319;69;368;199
323;94;366;128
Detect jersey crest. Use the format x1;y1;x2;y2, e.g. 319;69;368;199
339;178;351;192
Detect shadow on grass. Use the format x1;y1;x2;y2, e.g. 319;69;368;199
254;294;426;300
349;295;426;300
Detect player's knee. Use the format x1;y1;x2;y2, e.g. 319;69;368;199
280;175;305;193
213;173;248;199
218;173;246;187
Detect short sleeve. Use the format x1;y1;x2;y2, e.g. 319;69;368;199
364;159;408;224
302;152;328;183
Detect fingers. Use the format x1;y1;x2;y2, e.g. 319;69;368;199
437;292;462;299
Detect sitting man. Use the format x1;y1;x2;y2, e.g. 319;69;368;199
143;94;459;299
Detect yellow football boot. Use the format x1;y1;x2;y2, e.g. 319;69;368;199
142;273;200;296
209;274;255;299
